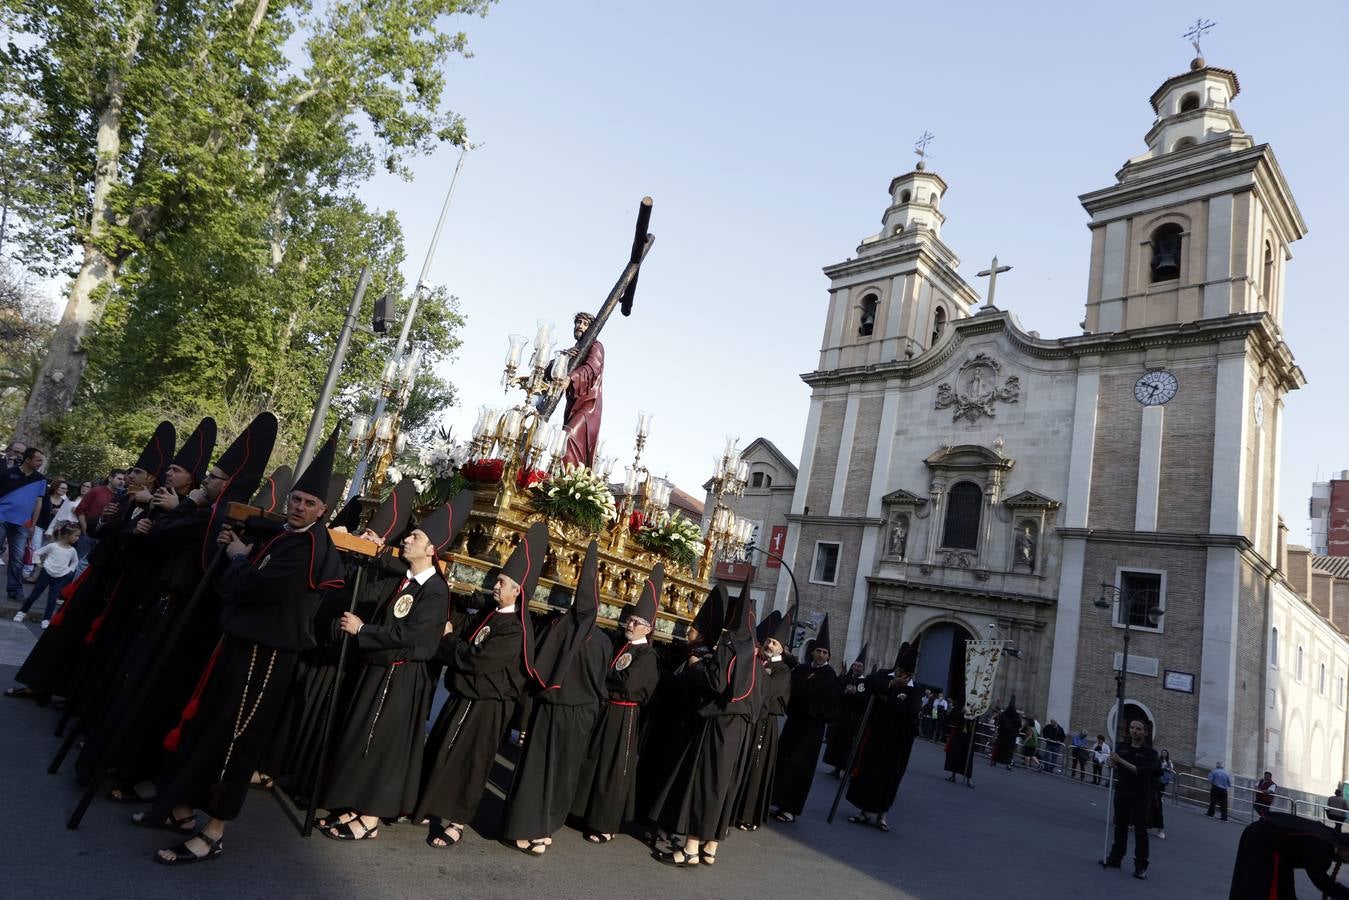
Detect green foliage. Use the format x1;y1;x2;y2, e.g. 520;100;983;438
0;0;492;454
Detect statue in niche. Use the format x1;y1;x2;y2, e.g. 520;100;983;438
888;513;909;558
1014;521;1037;570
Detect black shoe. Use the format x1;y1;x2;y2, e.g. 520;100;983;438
1133;867;1148;880
1099;859;1121;869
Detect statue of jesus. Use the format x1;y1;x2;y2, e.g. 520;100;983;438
552;311;604;468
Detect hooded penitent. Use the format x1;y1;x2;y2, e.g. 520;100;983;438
290;427;339;502
855;642;870;669
532;539;601;690
689;584;726;647
327;496;363;532
499;522;549;684
894;641;918;674
200;412;280;568
249;465;290;513
133;421;177;485
756;610;781;645
414;489;475;557
632;562;663;625
772;604;795;648
725;581;757;700
169;417;217;485
814;614;832;657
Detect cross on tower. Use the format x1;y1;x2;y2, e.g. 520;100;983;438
1184;18;1215;57
914;131;935;166
977;255;1012;310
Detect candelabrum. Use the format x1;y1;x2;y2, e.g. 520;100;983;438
348;346;424;495
698;436;752;579
502;319;571;408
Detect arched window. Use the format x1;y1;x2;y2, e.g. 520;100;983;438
858;293;879;337
1150;224;1183;282
931;306;947;345
1270;627;1279;667
1320;663;1327;694
1297;645;1304;682
1262;241;1275;301
941;481;983;550
900;189;911;203
929;191;939;207
1172;136;1197;152
1179;92;1200;113
750;471;772;489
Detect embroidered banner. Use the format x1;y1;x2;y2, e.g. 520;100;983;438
963;639;1004;718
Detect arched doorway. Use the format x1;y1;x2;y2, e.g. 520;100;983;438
1106;699;1158;745
914;622;976;704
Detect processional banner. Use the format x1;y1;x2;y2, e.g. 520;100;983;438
963;639;1004;719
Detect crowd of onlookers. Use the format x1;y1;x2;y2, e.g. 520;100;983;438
0;438;126;628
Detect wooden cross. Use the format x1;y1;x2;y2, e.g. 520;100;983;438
1184;18;1215;56
977;255;1012;309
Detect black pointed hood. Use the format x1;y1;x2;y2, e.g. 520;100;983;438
250;465;290;514
855;642;869;668
365;479;416;543
725;587;757;701
323;471;347;512
133;421;176;485
894;640;918;674
291;426;339;502
532;540;600;690
728;581;754;642
216;414;278;503
815;614;832;657
633;562;663;624
756;610;781;644
498;522;549;689
416;489;474;556
327;496;363;532
690;584;727;647
169;417;216;484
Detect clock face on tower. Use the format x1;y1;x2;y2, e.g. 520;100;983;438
1134;370;1179;406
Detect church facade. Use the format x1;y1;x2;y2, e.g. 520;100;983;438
771;56;1311;777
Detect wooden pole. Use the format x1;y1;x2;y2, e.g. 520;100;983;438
827;693;876;824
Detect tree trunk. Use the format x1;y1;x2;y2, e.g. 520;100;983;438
14;22;143;446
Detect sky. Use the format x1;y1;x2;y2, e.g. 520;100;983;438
357;0;1349;546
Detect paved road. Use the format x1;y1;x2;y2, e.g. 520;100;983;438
1;615;1251;899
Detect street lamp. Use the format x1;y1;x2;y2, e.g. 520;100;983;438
744;541;802;650
1094;583;1163;744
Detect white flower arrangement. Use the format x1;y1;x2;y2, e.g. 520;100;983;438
633;510;703;567
538;463;618;531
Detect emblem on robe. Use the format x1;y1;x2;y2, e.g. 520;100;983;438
257;554;271;571
934;353;1021;422
473;625;491;647
614;652;633;671
393;594;415;619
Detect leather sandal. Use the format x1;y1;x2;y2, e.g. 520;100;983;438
154;831;223;865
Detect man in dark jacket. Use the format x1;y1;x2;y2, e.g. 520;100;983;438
1101;718;1161;879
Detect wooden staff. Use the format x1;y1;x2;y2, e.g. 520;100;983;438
827;693;876;824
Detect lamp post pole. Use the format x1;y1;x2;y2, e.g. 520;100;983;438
745;542;800;648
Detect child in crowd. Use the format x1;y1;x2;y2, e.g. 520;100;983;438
13;523;81;628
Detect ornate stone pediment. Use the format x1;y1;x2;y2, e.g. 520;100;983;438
1002;490;1061;510
881;488;928;508
934;353;1021;422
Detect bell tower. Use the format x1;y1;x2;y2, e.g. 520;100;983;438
815;148;979;373
1078;56;1306;334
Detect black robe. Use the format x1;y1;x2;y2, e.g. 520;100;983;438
633;641;693;824
648;636;754;841
502;630;608;840
732;656;792;828
846;672;922;815
14;496;138;699
571;637;660;834
823;671;866;769
771;663;839;816
1229;812;1349;899
943;716;977;778
414;606;526;826
146;525;342;821
321;564;450;818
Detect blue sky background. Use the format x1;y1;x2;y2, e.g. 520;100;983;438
361;0;1348;545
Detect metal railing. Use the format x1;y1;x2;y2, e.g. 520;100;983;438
922;716;1347;829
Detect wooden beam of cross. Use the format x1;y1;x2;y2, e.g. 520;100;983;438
1184;18;1215;56
976;255;1012;310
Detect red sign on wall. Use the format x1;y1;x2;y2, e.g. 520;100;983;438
766;525;787;569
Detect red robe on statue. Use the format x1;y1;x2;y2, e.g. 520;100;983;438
562;340;603;468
